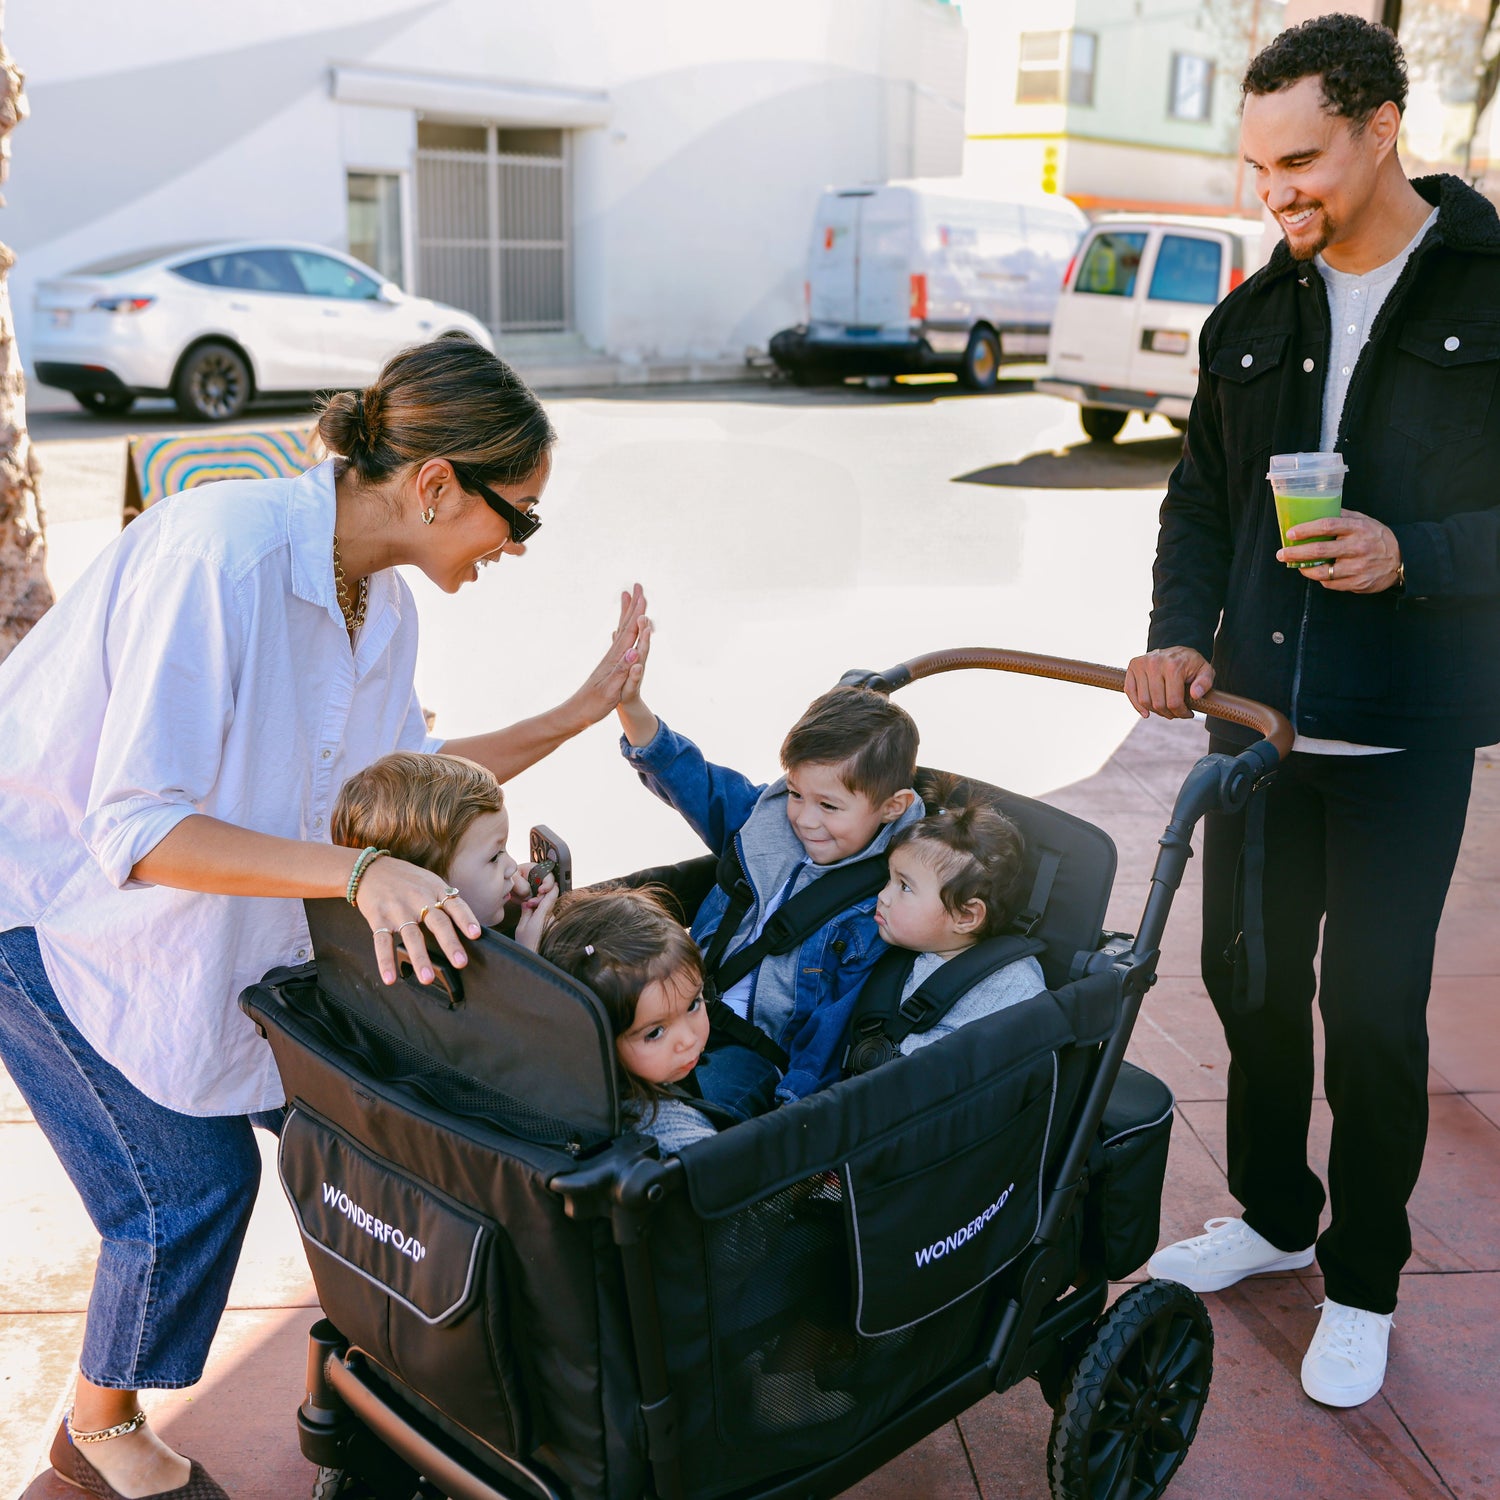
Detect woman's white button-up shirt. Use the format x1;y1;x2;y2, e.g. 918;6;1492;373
0;461;439;1116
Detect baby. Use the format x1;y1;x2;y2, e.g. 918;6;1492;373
872;794;1046;1053
331;751;557;948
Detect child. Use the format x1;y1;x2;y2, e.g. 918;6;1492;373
616;662;923;1113
331;751;557;947
539;888;720;1153
872;796;1046;1053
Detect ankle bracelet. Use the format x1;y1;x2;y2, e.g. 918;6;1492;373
66;1407;148;1444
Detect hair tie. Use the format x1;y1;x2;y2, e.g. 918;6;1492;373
350;392;369;452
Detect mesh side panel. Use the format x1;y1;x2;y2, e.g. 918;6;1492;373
288;983;592;1151
700;1172;980;1452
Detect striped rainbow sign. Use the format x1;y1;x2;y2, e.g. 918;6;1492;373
124;424;326;521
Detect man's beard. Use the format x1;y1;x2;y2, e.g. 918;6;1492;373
1284;204;1334;261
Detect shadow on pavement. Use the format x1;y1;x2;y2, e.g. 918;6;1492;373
29;396;320;445
955;433;1183;491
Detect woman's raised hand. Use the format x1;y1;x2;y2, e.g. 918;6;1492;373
354;854;482;986
566;584;652;728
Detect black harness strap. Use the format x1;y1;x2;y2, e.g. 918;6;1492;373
705;995;791;1073
1012;849;1061;937
664;1072;742;1132
843;933;1048;1075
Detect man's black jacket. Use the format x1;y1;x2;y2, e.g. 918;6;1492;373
1148;173;1500;749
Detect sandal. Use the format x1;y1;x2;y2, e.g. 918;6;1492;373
49;1412;231;1500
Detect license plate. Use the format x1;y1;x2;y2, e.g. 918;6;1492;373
844;325;881;338
50;309;73;329
1147;328;1191;356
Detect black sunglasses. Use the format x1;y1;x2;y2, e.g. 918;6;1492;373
449;463;542;544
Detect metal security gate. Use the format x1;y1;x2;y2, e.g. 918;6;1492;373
415;124;569;336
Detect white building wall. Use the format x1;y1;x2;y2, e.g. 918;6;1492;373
4;0;965;371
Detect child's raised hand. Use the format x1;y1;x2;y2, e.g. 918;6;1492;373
565;584;652;727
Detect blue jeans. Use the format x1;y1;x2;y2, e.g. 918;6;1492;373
695;1038;781;1122
0;928;282;1389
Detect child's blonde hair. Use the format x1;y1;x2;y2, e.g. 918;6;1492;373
331;752;504;878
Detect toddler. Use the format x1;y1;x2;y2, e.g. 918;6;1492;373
872;794;1046;1052
332;751;556;947
539;887;720;1153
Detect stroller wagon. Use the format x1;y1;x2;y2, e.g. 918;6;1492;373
241;649;1291;1500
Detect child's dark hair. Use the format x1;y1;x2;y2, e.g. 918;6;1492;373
780;685;918;803
538;887;704;1112
1242;14;1407;129
890;783;1027;940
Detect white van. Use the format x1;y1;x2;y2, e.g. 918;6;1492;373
770;180;1088;389
1037;214;1270;440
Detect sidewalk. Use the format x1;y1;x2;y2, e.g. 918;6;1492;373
5;714;1498;1500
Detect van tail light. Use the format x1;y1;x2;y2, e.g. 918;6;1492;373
1062;253;1079;290
91;296;156;313
1227;267;1246;292
909;272;928;321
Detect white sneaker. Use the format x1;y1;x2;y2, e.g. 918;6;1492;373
1146;1216;1316;1292
1301;1297;1392;1407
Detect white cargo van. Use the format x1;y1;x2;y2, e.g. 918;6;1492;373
1036;214;1270;440
769;181;1088;389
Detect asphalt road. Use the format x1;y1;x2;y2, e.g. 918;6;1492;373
31;376;1185;881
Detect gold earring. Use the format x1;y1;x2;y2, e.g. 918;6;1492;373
422;507;436;526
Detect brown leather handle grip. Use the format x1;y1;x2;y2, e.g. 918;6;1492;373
885;647;1293;762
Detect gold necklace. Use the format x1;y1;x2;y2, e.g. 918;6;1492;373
331;534;369;634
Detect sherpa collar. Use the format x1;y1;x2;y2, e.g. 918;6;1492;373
1250;173;1500;295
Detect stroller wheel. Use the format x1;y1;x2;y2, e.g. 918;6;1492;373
312;1469;349;1500
1046;1279;1214;1500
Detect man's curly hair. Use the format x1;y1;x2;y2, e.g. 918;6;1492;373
1243;13;1407;130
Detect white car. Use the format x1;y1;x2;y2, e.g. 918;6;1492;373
1036;215;1270;441
32;241;494;421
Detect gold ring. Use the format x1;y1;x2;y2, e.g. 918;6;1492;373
1328;559;1336;578
416;904;431;923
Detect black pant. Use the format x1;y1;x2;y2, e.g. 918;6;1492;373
1201;741;1474;1314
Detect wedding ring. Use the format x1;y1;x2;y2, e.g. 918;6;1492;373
398;920;422;933
372;927;393;937
1328;559;1336;578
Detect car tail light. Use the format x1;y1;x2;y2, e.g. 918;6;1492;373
91;296;156;313
1227;267;1245;292
909;273;928;321
1062;253;1079;290
803;280;810;320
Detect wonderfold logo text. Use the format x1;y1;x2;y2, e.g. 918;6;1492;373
913;1182;1015;1268
322;1181;427;1263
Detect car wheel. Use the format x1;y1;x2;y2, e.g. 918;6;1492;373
73;391;136;417
1079;406;1128;443
959;328;1001;391
173;342;252;422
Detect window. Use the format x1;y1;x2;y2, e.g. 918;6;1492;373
1017;31;1096;107
347;172;404;286
1148;235;1223;305
171;249;301;294
1170;53;1214;122
1074;231;1147;297
291;250;380;301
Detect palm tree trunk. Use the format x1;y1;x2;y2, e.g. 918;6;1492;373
0;2;51;665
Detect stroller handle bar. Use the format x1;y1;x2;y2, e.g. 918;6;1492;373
851;647;1293;762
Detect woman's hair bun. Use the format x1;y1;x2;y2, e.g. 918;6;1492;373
316;390;365;460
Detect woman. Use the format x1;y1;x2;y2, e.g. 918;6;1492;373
0;338;647;1498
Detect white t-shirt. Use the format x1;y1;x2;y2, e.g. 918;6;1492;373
1296;206;1438;757
0;461;439;1116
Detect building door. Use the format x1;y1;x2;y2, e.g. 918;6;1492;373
415;123;569;338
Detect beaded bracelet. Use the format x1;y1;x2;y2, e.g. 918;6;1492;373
346;846;390;906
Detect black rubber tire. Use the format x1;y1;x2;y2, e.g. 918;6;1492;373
173;341;252;422
311;1468;347;1500
959;328;1002;390
1046;1279;1214;1500
1079;406;1128;443
73;390;136;417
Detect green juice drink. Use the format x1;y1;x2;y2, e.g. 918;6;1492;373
1267;452;1346;569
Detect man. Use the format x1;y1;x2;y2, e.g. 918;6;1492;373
1125;14;1500;1408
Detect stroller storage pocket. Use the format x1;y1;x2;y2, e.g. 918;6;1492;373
1087;1060;1175;1279
279;1106;530;1454
845;1053;1056;1335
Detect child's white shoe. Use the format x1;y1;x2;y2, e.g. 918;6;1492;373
1300;1297;1392;1407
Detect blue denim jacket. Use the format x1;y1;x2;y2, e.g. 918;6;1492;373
622;718;923;1099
